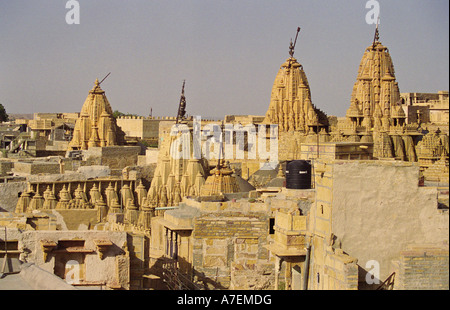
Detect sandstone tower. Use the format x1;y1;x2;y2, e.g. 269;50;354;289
346;26;405;134
68;79;125;150
263;28;328;134
146;83;208;212
342;26;422;161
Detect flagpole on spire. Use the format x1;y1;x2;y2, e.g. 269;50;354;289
176;80;186;124
99;72;111;85
289;27;301;57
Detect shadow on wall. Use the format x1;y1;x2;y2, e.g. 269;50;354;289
357;265;385;290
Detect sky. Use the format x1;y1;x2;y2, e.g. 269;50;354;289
0;0;448;119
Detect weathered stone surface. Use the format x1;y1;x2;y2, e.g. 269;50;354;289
69;79;125;150
329;160;448;282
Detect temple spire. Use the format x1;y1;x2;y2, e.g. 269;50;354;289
372;17;380;49
68;77;125;150
264;26;328;133
176;80;187;124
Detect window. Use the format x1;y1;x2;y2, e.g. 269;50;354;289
269;218;275;235
165;229;178;259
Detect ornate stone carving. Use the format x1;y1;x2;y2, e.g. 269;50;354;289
68;79;125;150
263;38;328;134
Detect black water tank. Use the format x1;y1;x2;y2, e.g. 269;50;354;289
285;160;311;189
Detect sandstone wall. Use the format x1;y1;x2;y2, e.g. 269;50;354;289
192;209;272;289
0;181;27;212
83;146;140;170
392;245;449;290
328;160;449;285
7;229;129;289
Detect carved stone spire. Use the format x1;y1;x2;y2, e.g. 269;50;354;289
69;79;125;150
263;28;328;133
176;80;187;124
347;26;401;132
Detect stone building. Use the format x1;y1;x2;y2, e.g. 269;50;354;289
4;177;152;289
116;116;166;147
68;79;126;150
263;34;328;134
311;159;448;289
262;34;329;161
345;28;403;133
1;225;129;289
327;28;449;182
1;113;76;157
340;28;422;162
401;91;449;126
145;122;209;215
264;159;448;290
1;26;448;291
149;199;275;290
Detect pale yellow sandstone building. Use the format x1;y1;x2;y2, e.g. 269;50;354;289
262;35;329;162
69;79;126;150
0;26;448;292
401;91;449;126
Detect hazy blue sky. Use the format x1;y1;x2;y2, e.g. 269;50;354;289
0;0;448;119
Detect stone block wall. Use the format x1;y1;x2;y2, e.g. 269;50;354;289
311;161;333;240
422;158;449;183
83;146;140;170
300;142;373;161
329;160;449;285
0;181;27;212
0;161;14;176
13;161;60;175
2;228;129;289
307;235;358;290
230;237;274;289
116;117;162;143
393;246;449;290
192;210;273;289
322;248;358;290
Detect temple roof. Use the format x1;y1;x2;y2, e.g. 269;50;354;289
263;48;328;132
89;79;106;94
346;28;401;128
68;79;125;150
